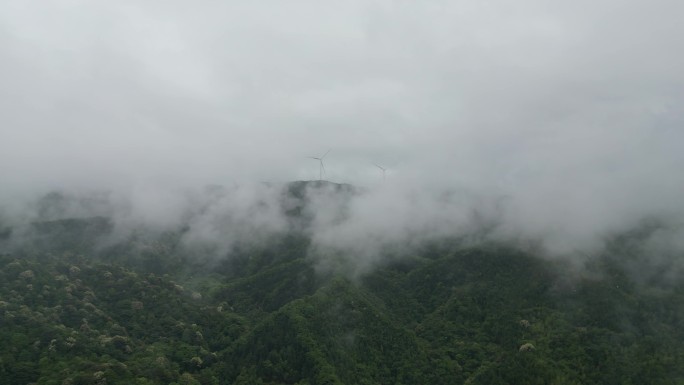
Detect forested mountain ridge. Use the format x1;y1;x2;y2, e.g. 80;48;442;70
1;183;684;384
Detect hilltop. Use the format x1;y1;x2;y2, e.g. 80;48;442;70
1;184;683;384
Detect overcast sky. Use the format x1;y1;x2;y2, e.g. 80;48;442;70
1;1;683;257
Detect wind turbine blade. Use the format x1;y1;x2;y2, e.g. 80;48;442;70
320;161;326;174
321;149;331;159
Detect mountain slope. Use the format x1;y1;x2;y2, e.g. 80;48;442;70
1;186;684;384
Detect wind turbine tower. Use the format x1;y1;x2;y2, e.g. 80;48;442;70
309;150;330;181
375;164;387;181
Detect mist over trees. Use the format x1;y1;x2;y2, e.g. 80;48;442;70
1;183;684;384
1;0;683;383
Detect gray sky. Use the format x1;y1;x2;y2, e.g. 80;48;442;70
1;1;684;258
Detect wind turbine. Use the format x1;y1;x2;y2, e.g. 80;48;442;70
308;150;330;181
375;164;386;181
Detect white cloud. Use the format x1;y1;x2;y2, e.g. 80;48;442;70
1;0;683;261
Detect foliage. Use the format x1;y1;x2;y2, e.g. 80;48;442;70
1;210;684;384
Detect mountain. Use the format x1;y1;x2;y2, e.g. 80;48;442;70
1;184;683;384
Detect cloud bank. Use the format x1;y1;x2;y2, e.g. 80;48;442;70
1;1;683;266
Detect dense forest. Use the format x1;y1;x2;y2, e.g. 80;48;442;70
1;182;683;384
